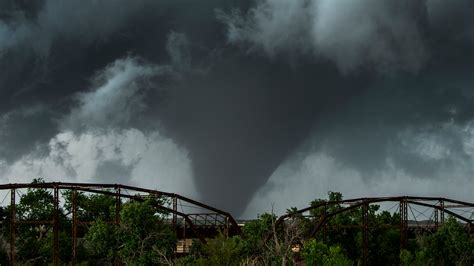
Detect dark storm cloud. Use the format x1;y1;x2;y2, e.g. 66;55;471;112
427;0;474;41
0;104;56;162
219;0;429;73
308;73;474;180
0;0;161;55
1;0;474;215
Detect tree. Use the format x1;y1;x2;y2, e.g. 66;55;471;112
12;178;72;264
368;210;400;265
301;239;328;265
302;239;351;266
323;246;352;266
401;217;474;265
400;249;428;266
201;232;244;265
63;190;116;222
85;219;117;263
63;190;117;263
267;210;305;265
308;192;359;260
85;198;177;264
118;199;177;264
306;192;403;264
240;212;274;261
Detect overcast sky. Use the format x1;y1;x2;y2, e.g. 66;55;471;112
0;0;473;217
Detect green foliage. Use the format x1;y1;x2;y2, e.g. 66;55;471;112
240;212;274;259
401;217;474;265
63;190;116;221
302;239;352;266
17;187;54;221
85;199;177;264
12;178;74;264
307;192;402;264
425;217;474;265
369;228;399;265
43;231;74;263
399;249;413;265
400;249;429;266
323;246;352;266
85;219;117;261
176;232;245;265
174;255;199;265
118;200;177;264
201;232;244;265
302;239;329;265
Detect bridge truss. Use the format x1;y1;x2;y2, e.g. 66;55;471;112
275;196;474;266
1;182;473;266
0;182;240;266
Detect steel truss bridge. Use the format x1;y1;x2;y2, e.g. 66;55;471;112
0;182;240;266
276;196;474;266
0;182;472;266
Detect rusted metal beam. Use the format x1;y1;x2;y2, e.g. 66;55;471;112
71;187;209;243
114;186;121;266
72;189;77;266
406;200;472;225
0;182;242;235
172;196;177;229
310;201;366;237
276;196;474;226
53;185;59;266
9;189;15;266
15;220;54;225
440;200;445;224
400;198;408;249
275;195;473;265
362;202;369;266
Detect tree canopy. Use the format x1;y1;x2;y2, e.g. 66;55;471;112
0;181;472;265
